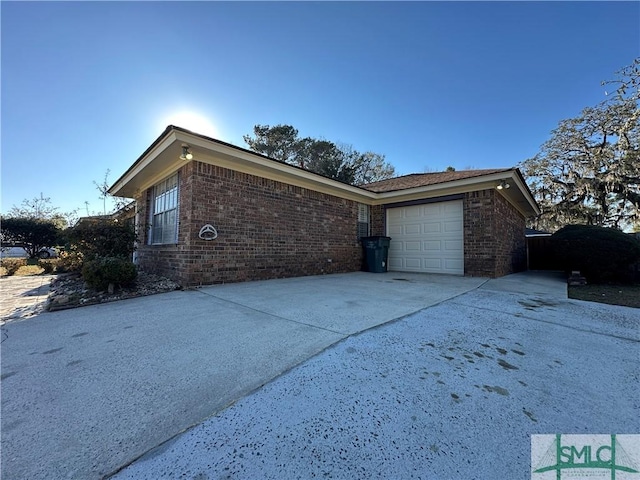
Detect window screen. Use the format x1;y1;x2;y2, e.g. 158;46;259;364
357;203;370;239
150;174;178;244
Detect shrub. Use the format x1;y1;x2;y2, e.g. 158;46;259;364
551;225;640;283
0;267;7;277
66;219;136;261
82;256;137;292
14;265;45;276
0;258;26;276
55;250;84;273
38;259;59;274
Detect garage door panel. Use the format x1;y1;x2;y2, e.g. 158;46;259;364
405;208;422;218
387;257;403;269
444;258;463;272
405;257;422;269
423;222;442;234
444;240;463;251
387;209;403;220
421;204;440;216
404;223;421;235
424;258;442;269
443;221;462;233
405;241;422;251
443;202;463;214
388;225;403;236
424;240;442;251
386;200;463;275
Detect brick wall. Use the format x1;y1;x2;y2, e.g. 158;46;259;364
136;161;363;287
370;205;385;236
134;168;195;285
463;190;496;277
493;191;527;276
463;189;525;277
135;167;526;284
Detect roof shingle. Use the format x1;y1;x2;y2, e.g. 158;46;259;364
361;168;513;193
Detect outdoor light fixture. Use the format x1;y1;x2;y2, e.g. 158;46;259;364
496;180;510;190
180;145;193;161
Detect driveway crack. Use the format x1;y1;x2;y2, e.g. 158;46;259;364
192;289;346;336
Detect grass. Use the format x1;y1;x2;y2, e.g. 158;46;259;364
568;283;640;308
0;258;68;277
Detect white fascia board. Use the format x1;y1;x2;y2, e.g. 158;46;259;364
108;131;179;197
373;170;540;217
371;171;511;202
174;131;378;203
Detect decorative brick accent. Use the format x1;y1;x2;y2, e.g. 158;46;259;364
136;162;363;287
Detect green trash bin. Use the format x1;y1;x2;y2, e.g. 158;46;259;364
361;236;391;273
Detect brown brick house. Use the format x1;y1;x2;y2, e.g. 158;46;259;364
108;126;539;287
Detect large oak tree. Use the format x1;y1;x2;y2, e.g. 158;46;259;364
521;59;639;231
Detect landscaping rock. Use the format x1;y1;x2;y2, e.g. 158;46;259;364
47;271;181;311
51;294;70;305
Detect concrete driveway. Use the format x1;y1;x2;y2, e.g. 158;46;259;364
1;271;485;480
113;273;640;480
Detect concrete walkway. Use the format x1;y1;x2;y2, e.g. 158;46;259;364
112;272;640;480
0;271;485;480
0;274;56;323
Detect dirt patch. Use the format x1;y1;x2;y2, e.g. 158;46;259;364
523;408;538;422
483;385;509;396
569;284;640;308
497;359;519;370
518;298;559;309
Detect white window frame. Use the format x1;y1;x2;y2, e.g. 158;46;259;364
357;203;370;239
149;173;179;245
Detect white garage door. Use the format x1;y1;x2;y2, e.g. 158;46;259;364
386;200;464;275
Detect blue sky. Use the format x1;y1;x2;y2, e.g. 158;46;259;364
2;1;639;217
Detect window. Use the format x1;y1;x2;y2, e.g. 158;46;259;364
149;174;178;244
357;203;370;239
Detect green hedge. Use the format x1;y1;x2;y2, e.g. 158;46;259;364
551;225;640;283
66;220;135;261
82;256;137;292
